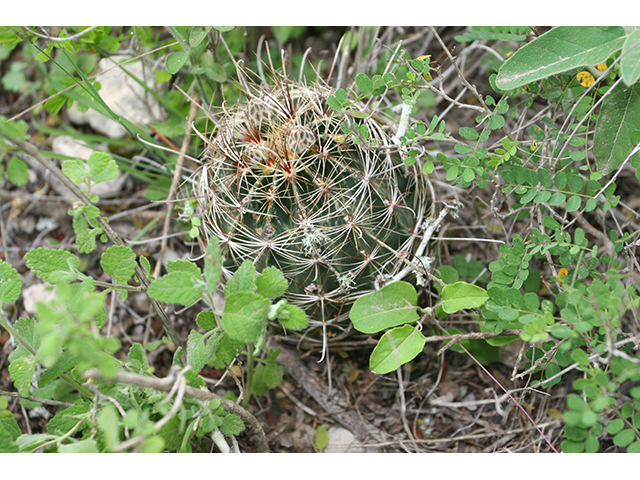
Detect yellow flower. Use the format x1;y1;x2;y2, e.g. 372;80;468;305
530;139;538;152
595;63;607;72
577;71;595;88
558;268;569;283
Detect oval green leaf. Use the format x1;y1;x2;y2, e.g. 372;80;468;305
350;281;419;334
594;83;640;175
369;325;426;374
441;281;489;313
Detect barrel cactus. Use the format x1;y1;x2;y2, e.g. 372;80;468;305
193;67;432;330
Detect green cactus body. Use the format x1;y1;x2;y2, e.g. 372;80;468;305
194;71;432;325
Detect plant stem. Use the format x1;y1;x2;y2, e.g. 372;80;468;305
242;345;255;410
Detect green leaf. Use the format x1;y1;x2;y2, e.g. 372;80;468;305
621;29;640;86
315;425;329;452
349;281;419;334
459;126;479;140
72;215;100;254
441;282;489;313
97;406;120;451
58;439;99;453
496;26;626;90
8;356;36;396
256;266;288;299
88;152;118;184
165;51;189;75
369;325;426;374
593;83;640;175
613;428;636;447
220;414;245;436
6;156;29;186
186;330;207;372
61;152;117;186
127;343;149;373
0;259;21;304
276;304;308;331
355;73;373;95
195;310;217;330
565;195;582;212
24;248;80;283
252;348;283;395
100;245;136;284
147;270;202;306
220;292;270;343
225;260;257;297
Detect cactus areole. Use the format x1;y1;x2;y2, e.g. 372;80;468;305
194;69;432;326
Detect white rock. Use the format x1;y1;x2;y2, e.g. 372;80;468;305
51;135;126;197
22;283;57;314
323;426;365;453
66;55;165;138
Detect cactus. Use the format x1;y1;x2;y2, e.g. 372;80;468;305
193;67;432;329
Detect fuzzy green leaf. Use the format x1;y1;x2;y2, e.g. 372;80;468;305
62;152;117;185
147;270;202;306
0;259;21;304
369;325;426;374
6;156;29;186
276;304;308;331
58;439;99;453
186;330;207;372
252;348;283;395
224;260;257;297
350;281;419;334
196;310;217;330
24;248;80;284
97;406;120;451
72;215;100;254
594;83;640;175
127;343;149;373
100;245;136;284
8;356;36;397
256;266;288;299
220;292;270;343
496;26;626;90
220;414;245;436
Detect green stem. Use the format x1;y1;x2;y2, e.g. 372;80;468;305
242;345;255;410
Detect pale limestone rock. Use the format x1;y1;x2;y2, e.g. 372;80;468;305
323;426;365;453
66;55;165;138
